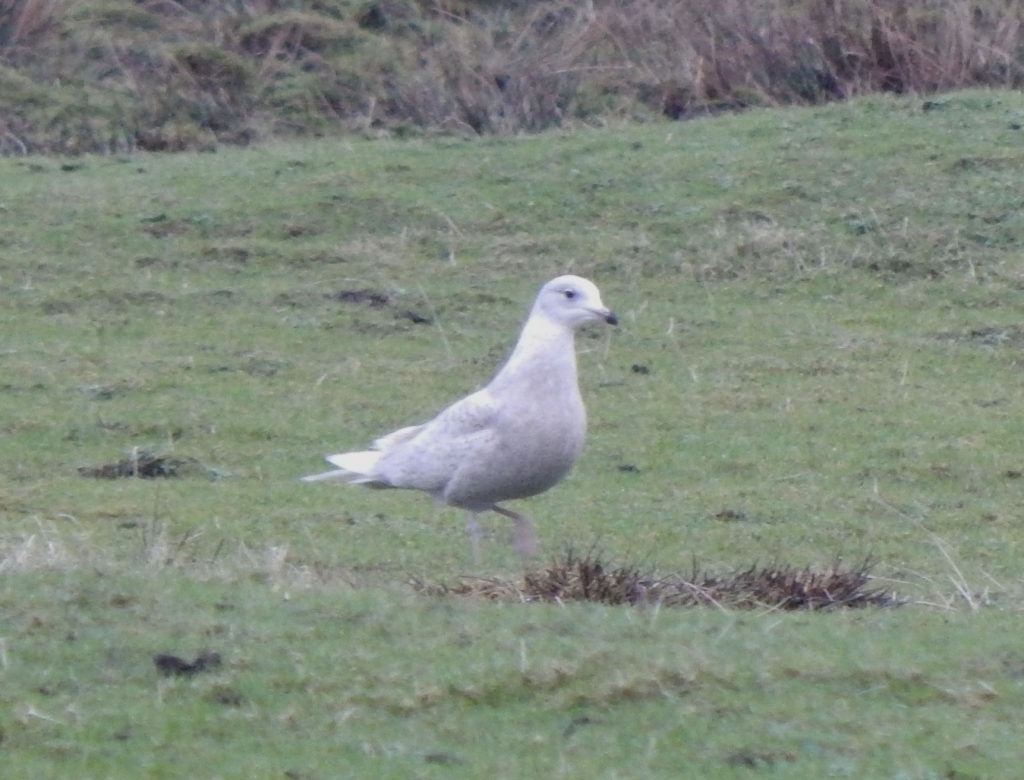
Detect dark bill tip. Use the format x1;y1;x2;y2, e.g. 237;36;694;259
605;311;618;326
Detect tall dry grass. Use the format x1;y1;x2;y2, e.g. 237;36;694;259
0;0;64;46
409;0;1023;129
0;0;1022;153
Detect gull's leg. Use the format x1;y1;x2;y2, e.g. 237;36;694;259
493;505;538;560
465;512;482;564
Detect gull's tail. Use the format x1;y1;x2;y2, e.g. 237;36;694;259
300;451;388;486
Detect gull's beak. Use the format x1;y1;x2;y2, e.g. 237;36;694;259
585;298;617;326
587;306;617;325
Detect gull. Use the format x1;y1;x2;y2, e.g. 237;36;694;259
302;275;617;561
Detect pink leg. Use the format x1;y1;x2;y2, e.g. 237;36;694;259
493;506;538;560
465;513;482;564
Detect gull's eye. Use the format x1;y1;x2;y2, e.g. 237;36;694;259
563;289;576;300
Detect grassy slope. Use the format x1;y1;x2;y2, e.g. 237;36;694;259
2;90;1024;777
4;0;1024;154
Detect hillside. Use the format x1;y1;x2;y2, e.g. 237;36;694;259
2;0;1023;154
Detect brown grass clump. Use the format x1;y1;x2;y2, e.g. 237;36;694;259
427;549;901;610
78;448;204;479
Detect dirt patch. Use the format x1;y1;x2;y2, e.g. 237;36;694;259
713;508;748;522
726;749;796;768
141;216;190;238
39;299;77;315
270;288;430;325
419;550;901;610
153;650;222;677
201;245;250;264
934;325;1024;347
135;256;179;269
400;309;432;325
93;290;170;307
208;686;245;707
78;449;204;479
273;292;321;308
327;289;390;308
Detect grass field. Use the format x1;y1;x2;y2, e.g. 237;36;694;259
2;90;1024;777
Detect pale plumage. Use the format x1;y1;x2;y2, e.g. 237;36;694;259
302;275;617;560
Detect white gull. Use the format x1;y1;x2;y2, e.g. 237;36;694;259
302;275;617;560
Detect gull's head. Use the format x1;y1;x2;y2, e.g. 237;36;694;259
535;275;617;329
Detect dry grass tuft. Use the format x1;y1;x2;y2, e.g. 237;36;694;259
423;549;902;610
77;448;205;479
0;520;85;572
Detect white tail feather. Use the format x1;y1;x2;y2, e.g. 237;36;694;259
326;450;381;476
299;450;387;486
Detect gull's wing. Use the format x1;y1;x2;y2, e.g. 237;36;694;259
373;388;501;493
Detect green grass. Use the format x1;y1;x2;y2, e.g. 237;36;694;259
3;90;1024;777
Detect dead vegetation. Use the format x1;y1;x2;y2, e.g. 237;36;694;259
421;549;903;610
78;448;204;479
2;0;1023;153
153;650;222;677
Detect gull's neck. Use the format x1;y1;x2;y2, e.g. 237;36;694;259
489;311;578;391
